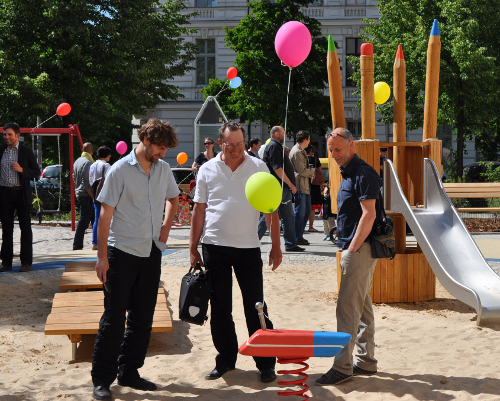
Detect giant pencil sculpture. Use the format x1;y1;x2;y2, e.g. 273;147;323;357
327;35;345;129
423;19;441;141
327;35;344;213
393;45;407;253
360;43;375;140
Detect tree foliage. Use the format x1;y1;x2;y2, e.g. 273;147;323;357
349;0;500;178
202;0;330;138
0;0;197;165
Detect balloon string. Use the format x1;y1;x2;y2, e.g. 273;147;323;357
263;66;293;310
214;81;229;98
30;113;57;134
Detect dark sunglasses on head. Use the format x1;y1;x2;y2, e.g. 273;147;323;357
327;132;349;140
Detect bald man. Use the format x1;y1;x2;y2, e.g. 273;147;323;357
73;142;95;250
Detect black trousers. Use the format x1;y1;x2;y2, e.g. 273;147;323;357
202;244;276;371
91;243;161;387
73;195;94;250
0;188;33;267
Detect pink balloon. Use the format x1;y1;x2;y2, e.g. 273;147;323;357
275;21;312;68
227;67;238;80
116;141;127;155
56;102;71;116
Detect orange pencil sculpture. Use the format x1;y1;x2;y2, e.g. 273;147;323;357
360;43;375;140
393;44;407;253
423;19;441;140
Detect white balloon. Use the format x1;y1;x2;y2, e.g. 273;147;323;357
258;144;266;159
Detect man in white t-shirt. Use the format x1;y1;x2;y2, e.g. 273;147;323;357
190;121;282;383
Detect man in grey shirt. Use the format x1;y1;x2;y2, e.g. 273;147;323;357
72;142;94;250
91;119;179;401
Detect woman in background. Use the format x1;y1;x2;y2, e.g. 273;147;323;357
191;137;217;171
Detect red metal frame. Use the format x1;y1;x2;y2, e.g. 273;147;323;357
0;124;84;231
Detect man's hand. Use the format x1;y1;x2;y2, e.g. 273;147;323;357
95;257;109;283
159;224;170;243
290;184;297;194
190;248;204;268
269;246;282;271
11;163;23;173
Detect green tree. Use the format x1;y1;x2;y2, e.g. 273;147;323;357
349;0;500;178
202;0;330;138
0;0;197;166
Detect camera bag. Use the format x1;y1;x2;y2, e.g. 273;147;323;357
179;262;211;325
370;189;396;260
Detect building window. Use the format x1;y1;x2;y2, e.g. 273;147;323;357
347;121;362;139
196;0;215;7
346;0;366;4
345;38;363;87
308;0;323;5
196;39;215;86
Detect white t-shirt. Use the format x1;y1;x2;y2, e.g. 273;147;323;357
194;153;270;248
89;159;111;186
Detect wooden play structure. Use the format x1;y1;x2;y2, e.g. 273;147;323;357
328;23;443;303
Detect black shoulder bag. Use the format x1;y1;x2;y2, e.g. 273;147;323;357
369;188;396;260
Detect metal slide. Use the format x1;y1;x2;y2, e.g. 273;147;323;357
384;158;500;326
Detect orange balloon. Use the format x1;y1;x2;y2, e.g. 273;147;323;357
177;152;188;165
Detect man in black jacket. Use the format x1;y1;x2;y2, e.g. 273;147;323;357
0;122;40;272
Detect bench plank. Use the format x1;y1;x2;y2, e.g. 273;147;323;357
65;261;96;272
59;271;102;290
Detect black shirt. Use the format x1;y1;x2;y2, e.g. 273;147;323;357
262;139;296;189
337;154;381;249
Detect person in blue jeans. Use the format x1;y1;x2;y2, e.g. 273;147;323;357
89;146;112;250
289;130;314;246
258;126;304;252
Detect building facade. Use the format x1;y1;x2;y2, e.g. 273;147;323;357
132;0;474;169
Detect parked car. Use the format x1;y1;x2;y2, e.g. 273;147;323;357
463;161;500;182
31;165;62;189
171;167;196;194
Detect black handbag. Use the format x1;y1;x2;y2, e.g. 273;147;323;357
179;263;211;325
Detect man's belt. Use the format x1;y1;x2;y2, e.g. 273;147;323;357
0;186;21;190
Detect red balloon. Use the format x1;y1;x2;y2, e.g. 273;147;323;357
56;103;71;116
227;67;238;80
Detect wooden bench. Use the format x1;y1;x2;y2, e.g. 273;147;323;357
443;182;500;212
45;288;172;360
59;270;102;291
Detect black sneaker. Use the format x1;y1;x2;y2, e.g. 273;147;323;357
117;375;157;391
0;263;12;273
286;246;305;252
315;368;352;386
296;238;310;246
353;364;377;376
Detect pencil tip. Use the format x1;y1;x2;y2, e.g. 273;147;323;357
328;35;336;52
430;19;440;36
396;45;404;60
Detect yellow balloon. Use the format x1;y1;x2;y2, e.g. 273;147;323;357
265;138;271;145
245;172;282;213
374;81;391;105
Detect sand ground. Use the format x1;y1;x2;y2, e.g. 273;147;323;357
1;222;500;400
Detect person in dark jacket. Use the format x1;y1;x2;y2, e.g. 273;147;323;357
0;122;40;272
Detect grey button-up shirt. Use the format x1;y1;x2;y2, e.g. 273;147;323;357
0;143;20;187
97;149;179;257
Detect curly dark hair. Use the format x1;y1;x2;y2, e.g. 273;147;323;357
138;118;179;149
219;121;246;141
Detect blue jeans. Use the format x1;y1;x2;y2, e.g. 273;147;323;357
258;187;296;249
294;190;311;242
73;196;94;250
92;203;101;245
